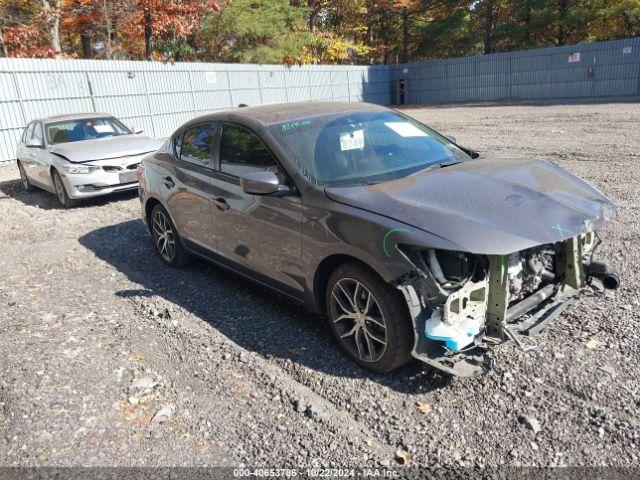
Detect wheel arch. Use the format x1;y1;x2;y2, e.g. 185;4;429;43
312;253;389;315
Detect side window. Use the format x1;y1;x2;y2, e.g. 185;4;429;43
32;123;44;146
174;134;183;158
23;123;34;143
179;123;217;166
219;124;280;178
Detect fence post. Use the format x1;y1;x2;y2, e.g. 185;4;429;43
10;70;27;128
226;70;234;107
84;71;97;112
141;70;157;138
256;68;264;105
187;69;197;114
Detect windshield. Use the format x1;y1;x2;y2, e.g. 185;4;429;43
268;111;471;186
46;117;131;144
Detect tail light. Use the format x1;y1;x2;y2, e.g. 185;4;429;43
136;163;144;179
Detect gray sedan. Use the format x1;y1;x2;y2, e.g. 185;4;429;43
16;113;162;207
138;101;619;376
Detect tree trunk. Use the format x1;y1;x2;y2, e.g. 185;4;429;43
523;0;531;45
556;0;568;46
40;0;62;57
0;30;7;57
309;9;320;32
81;32;92;58
102;0;112;59
401;8;409;63
144;7;152;59
483;0;495;54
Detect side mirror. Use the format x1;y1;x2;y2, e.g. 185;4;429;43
26;139;43;148
445;135;457;144
240;171;290;196
132;126;144;134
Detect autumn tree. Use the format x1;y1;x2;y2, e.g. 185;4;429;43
200;0;313;64
0;0;54;57
39;0;62;57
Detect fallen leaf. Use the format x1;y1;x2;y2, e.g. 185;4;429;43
395;449;412;465
586;339;599;350
415;401;431;414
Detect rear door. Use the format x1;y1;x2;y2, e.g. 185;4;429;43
17;123;37;180
30;122;53;188
210;123;304;296
157;123;219;252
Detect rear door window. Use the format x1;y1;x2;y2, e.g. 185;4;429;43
179;123;217;167
23;123;34;143
32;123;44;146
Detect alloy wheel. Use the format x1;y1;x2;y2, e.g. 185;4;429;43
330;278;388;363
18;163;28;189
53;173;66;204
152;210;176;262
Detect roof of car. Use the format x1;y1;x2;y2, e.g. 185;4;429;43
187;101;390;128
38;112;113;123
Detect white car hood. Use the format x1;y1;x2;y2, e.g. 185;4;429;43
49;135;162;163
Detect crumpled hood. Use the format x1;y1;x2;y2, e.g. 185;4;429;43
49;135;162;163
325;157;616;255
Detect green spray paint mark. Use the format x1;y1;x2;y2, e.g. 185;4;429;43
382;228;411;258
280;120;311;132
552;223;572;238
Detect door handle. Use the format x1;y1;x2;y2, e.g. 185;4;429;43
213;197;230;211
162;176;175;189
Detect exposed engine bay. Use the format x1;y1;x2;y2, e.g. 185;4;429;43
395;232;619;376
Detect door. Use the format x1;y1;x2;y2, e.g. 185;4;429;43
18;123;39;183
30;122;53;188
157;123;219;252
211;123;304;295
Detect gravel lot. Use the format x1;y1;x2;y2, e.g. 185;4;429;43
0;100;638;469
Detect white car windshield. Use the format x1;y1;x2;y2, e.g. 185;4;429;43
268;111;472;186
47;117;131;144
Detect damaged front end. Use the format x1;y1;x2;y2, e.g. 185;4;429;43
394;233;618;377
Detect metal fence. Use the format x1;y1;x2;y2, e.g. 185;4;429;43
0;59;391;162
392;37;640;104
1;37;639;162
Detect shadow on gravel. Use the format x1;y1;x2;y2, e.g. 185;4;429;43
0;177;138;209
79;219;451;394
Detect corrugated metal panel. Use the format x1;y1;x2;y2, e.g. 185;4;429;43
0;38;636;161
0;58;392;161
395;37;639;105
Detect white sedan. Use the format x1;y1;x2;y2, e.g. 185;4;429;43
15;113;162;207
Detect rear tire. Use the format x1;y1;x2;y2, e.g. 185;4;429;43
326;262;413;373
150;204;190;267
52;169;78;208
17;161;35;192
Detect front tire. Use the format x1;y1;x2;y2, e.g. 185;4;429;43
52;169;78;208
150;204;190;267
326;262;413;373
17;161;35;192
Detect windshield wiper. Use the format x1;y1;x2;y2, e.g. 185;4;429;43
421;160;461;173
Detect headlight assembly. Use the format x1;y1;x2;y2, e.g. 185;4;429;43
60;164;101;174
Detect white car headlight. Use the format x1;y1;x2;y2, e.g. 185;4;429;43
60;164;101;174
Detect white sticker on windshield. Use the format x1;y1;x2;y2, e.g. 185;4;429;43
93;124;115;133
340;130;364;151
385;122;428;137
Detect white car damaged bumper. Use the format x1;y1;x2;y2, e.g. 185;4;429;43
59;155;145;199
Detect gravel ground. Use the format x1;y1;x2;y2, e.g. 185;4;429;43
0;100;638;469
